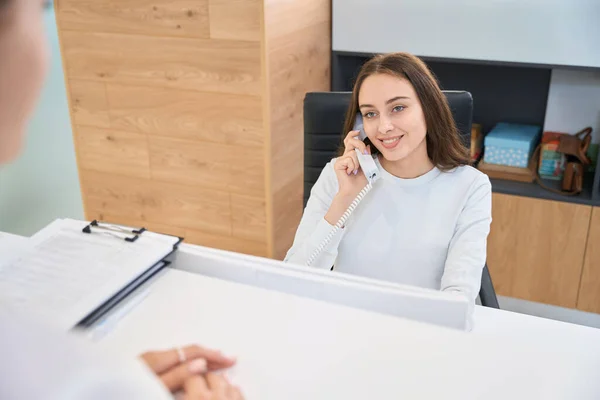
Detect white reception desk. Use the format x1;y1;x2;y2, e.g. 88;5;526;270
1;231;599;399
89;243;600;400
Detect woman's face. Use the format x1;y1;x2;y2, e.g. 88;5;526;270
0;0;49;163
358;73;428;163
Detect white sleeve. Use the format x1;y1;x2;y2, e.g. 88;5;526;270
284;160;347;269
0;310;172;400
440;173;492;329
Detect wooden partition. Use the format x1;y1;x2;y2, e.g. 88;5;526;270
487;193;592;309
578;207;600;313
54;0;331;259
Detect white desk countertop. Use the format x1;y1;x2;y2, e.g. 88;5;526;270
0;231;29;268
474;304;600;352
2;232;599;398
96;267;600;399
0;231;27;252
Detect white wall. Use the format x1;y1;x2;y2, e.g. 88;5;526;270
333;0;600;68
544;69;600;142
0;8;84;236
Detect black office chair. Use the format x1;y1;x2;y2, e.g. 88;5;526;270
303;91;500;309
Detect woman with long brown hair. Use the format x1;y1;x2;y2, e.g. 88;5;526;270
286;53;492;320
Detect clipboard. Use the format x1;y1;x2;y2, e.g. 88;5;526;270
0;218;184;331
81;220;183;249
76;260;171;328
76;220;183;327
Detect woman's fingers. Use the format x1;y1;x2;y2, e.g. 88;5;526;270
182;375;210;399
206;373;229;396
184;345;236;371
140;345;236;375
230;385;244;400
334;155;356;175
346;149;361;174
182;373;244;400
343;130;368;154
160;358;208;392
341;149;361;175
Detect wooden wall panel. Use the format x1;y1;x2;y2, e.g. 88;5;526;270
577;207;600;313
487;193;591;308
93;213;267;257
56;0;331;258
184;229;268;258
209;0;261;41
148;136;264;197
106;84;264;147
57;0;210;38
231;193;267;242
272;178;304;258
60;31;261;95
76;126;150;179
81;170;232;235
264;0;330;37
69;80;110;128
264;0;331;259
92;213;268;258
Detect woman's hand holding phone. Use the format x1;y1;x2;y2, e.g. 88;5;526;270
325;130;371;226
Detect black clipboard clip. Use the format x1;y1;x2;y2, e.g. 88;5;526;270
82;220;146;242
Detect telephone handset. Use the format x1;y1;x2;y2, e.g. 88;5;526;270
306;113;381;267
353;113;380;184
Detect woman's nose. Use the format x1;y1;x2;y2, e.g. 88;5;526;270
378;117;393;135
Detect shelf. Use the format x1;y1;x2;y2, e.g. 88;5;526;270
331;51;600;207
333;51;600;77
490;174;599;207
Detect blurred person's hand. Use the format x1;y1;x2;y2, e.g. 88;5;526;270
183;373;244;400
139;345;237;393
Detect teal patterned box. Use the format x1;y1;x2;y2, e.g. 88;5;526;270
483;123;541;168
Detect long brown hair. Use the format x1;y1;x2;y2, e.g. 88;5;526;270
340;52;470;170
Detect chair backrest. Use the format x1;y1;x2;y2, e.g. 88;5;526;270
303;91;473;206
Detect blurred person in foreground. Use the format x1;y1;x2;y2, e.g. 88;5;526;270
0;1;243;398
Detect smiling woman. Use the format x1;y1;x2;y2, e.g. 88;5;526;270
341;53;470;175
285;52;492;328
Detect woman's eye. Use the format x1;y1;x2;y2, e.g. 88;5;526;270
364;111;376;118
392;105;405;112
